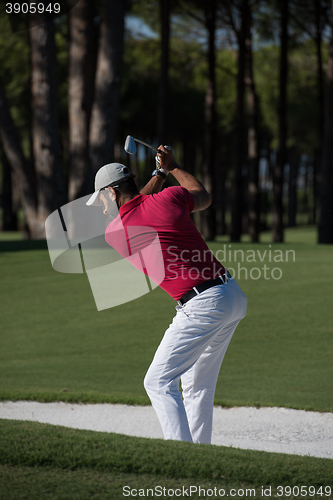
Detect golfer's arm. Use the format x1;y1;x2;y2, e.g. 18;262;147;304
170;164;211;212
140;175;165;195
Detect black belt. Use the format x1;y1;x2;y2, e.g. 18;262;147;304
178;271;232;306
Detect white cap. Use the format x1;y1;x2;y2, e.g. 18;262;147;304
86;163;130;206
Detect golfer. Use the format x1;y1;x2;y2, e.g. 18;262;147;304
87;146;247;444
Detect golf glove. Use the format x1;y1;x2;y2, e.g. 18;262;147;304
155;145;171;175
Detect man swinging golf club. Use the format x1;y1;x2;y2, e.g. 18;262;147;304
87;145;247;444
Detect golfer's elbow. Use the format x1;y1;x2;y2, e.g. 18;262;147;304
191;190;212;212
201;192;212;209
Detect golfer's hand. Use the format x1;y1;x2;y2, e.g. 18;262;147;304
157;145;177;172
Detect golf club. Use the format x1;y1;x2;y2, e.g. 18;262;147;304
124;135;162;155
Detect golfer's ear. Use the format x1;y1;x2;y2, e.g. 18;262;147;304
108;187;117;201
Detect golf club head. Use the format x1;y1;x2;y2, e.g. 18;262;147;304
124;135;136;154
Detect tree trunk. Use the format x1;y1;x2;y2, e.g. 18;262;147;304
273;0;288;243
220;141;230;236
200;0;217;241
29;16;65;238
144;142;150;181
231;0;248;242
0;77;38;236
245;5;260;243
303;161;309;219
318;0;333;243
89;0;125;173
313;148;319;223
183;135;196;177
0;142;17;231
134;153;141;187
261;149;271;232
68;0;96;201
157;0;170;144
288;148;298;227
314;0;324;225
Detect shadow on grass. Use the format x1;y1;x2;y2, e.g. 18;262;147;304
0;240;48;253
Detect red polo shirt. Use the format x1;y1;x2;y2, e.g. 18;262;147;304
105;186;225;301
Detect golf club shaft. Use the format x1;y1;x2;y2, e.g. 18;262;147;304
133;138;160;153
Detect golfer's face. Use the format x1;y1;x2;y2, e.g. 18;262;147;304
99;192;108;215
99;190;118;219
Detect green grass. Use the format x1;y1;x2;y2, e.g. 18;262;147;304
0;226;332;411
0;231;24;241
0;420;332;500
0;226;332;499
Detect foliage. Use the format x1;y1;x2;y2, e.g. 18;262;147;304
0;1;331;236
0;11;327;166
0;15;30;157
253;39;327;153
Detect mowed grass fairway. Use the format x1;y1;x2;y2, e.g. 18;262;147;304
0;226;332;410
0;226;333;499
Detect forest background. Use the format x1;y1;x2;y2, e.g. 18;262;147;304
0;0;332;244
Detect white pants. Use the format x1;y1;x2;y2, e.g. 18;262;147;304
144;278;247;444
